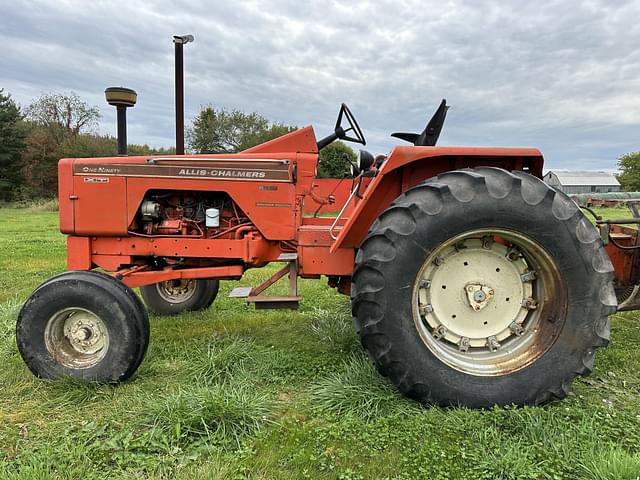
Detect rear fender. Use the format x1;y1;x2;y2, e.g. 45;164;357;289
331;146;544;251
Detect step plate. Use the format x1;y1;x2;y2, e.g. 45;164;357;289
247;296;301;310
277;253;298;261
229;286;253;298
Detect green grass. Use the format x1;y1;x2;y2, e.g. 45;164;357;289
1;206;640;479
591;206;637;225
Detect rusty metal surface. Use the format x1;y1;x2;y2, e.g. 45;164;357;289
606;224;640;291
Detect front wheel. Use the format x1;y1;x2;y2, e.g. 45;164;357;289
140;279;219;315
17;271;149;382
352;168;616;407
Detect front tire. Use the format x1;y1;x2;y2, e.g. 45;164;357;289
140;279;219;315
352;168;616;407
17;271;150;383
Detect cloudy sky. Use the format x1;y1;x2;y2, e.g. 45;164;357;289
1;0;639;170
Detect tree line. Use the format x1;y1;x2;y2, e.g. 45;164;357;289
186;104;357;178
2;87;638;199
0;89;356;201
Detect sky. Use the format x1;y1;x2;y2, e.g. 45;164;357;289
1;0;639;171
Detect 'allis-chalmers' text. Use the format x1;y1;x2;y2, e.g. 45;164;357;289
178;169;266;178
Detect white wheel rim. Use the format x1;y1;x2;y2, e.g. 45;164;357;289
156;279;197;304
44;307;109;369
413;228;565;376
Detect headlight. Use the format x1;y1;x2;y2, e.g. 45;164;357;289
358;150;374;172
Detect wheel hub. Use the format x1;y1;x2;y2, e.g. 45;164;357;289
413;228;562;376
465;283;494;311
417;237;531;349
45;308;109;368
63;314;107;355
156;279;197;303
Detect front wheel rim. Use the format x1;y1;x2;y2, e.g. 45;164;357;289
44;307;110;369
155;279;197;304
412;228;566;377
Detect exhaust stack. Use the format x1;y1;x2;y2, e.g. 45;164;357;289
173;34;194;155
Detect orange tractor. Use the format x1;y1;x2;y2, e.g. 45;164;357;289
16;97;638;408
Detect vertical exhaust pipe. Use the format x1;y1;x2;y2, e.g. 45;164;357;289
105;87;137;156
173;34;194;155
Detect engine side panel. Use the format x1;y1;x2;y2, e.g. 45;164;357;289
69;157;297;240
73;175;128;235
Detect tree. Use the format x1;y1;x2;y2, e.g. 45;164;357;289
57;135;176;158
187;105;295;154
20;92;101;196
19;127;59;195
58;134;118;159
317;141;357;178
25;92;100;144
128;144;176;156
0;89;27;199
617;151;640;191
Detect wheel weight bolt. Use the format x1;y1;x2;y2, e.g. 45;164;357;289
509;322;524;336
432;325;447;340
520;271;537;283
486;336;500;352
419;304;433;316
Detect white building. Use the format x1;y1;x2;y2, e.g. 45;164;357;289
543;171;620;194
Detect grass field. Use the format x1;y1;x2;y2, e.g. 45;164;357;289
590;207;639;226
1;206;640;479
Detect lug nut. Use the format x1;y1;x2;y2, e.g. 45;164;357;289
509;322;525;336
419;304;433;316
486;336;500;352
520;271;537;283
432;325;447;340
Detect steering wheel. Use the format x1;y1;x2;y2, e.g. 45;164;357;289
336;103;366;145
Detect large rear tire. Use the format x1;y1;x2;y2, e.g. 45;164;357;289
17;271;150;383
352;168;616;407
140;279;219;315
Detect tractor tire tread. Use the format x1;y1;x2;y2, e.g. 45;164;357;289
352;167;615;406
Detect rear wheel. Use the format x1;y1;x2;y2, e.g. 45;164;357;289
140;279;219;315
17;271;149;382
352;168;616;407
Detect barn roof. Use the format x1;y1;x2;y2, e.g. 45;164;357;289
547;170;620;186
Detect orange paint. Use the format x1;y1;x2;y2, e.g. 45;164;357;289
59;126;547;290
